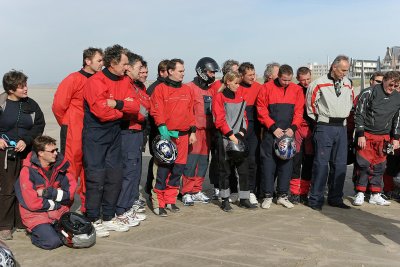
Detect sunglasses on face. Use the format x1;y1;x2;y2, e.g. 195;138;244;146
374;80;382;84
44;148;59;153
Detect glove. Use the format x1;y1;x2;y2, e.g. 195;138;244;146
42;187;57;200
158;125;170;140
168;130;179;138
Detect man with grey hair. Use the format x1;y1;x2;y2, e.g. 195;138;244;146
306;55;354;210
263;62;280;83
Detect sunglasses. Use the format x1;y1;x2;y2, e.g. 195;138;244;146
374;80;382;84
44;148;59;153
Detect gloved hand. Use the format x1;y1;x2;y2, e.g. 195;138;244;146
168;130;179;138
158;125;170;140
42;187;57;200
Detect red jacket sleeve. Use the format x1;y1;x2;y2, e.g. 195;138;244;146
256;85;276;129
150;84;166;126
83;77;124;122
291;86;305;129
116;78;140;116
212;93;231;136
52;74;76;125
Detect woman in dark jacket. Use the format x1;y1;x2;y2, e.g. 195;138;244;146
0;70;45;240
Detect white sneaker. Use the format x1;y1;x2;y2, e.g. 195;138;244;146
261;197;273;209
115;213;140;227
192;192;210;203
182;194;194;206
277;195;294;209
127;209;146;221
229;193;239;203
92;220;110;238
212;188;220;200
249;193;258;205
353;192;365;206
103;218;130;232
369;193;391;206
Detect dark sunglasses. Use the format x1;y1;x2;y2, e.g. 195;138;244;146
44;148;59;153
374;80;382;84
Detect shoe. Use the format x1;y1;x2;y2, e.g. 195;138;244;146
115;212;141;227
132;200;146;213
261;197;273;209
369;193;391;206
182;194;194;206
212;188;220;200
383;191;400;201
328;202;351;209
166;204;181;213
0;230;12;240
309;205;322;211
136;198;146;207
289;194;300;205
221;199;233;212
158;208;168;217
300;194;308;205
249;193;258;205
102;218;130;232
239;199;258;209
229;193;239;203
92;220;110;238
153;207;159;215
128;209;146;221
192;192;210;203
353;192;365;206
277;195;294;209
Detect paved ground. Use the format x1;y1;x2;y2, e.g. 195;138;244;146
4;87;400;267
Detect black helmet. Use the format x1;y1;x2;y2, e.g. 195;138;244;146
57;212;96;248
195;57;220;84
152;135;178;165
226;139;246;162
0;240;15;267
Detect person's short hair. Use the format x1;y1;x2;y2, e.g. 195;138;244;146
383;71;400;82
141;60;148;68
278;64;293;77
2;70;28;94
82;47;103;68
157;60;169;76
238;62;255;75
126;51;143;66
331;55;349;68
33;135;57;153
167;59;184;72
103;44;129;68
221;59;239;76
296;67;311;77
218;71;242;93
370;71;384;81
263;62;280;82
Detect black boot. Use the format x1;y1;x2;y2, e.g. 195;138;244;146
158;208;168;217
221;198;233;212
289;194;300;205
239;199;258;209
166;204;180;213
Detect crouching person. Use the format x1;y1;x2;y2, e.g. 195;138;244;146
15;136;77;249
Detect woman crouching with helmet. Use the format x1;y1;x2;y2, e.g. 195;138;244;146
212;71;257;212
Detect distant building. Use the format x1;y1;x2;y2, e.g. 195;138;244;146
307;62;330;79
349;58;379;79
382;46;400;71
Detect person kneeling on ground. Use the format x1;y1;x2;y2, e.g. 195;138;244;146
15;135;77;250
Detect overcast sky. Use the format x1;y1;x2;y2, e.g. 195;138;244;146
0;0;399;84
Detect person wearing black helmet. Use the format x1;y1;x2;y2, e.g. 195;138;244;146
14;136;77;249
181;57;219;206
257;64;304;209
212;71;258;212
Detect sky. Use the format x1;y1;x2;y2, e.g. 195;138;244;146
0;0;399;84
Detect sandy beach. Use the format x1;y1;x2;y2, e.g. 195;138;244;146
3;86;400;267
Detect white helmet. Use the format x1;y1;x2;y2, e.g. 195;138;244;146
274;135;296;160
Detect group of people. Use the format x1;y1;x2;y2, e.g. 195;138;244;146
1;44;400;250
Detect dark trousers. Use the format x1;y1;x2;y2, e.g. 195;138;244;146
83;126;122;221
0;150;24;230
308;125;347;208
217;133;250;199
116;130;143;215
260;132;293;196
31;223;63;250
245;121;260;192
